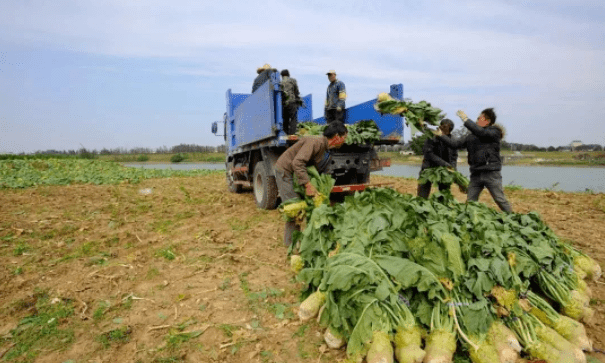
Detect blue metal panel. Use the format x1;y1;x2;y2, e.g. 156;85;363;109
297;94;313;122
345;99;404;137
233;80;276;148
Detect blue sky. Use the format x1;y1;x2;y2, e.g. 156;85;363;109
1;0;604;153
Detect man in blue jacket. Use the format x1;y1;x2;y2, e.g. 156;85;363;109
437;108;512;212
417;118;458;198
324;70;346;124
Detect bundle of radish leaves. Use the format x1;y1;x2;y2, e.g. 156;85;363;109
296;120;382;145
289;174;600;363
374;93;445;137
419;166;470;194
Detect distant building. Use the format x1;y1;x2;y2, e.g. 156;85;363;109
570;140;583;151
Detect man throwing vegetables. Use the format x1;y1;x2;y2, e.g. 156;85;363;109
274;122;348;246
417;118;458;198
437;108;513;213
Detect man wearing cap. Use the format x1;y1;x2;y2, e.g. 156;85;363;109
274;122;348;246
252;64;277;93
325;70;347;124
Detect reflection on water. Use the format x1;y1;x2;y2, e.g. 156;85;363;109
123;163;605;193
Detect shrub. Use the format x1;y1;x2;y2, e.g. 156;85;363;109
170;153;187;163
136;154;149;162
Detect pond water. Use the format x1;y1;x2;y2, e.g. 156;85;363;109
123;163;605;193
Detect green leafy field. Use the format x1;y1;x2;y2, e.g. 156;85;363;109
0;159;221;189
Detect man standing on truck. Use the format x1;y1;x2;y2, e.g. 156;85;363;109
274;122;348;246
436;108;513;213
324;70;346;124
417;118;458;198
252;63;277;93
280;69;301;135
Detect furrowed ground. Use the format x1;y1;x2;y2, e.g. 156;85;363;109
1;172;604;363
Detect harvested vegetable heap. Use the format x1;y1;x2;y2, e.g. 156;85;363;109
291;171;601;363
297;120;382;145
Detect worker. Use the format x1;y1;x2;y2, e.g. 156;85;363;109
437;108;512;212
274;122;348;246
252;63;277;93
280;69;302;135
417;118;458;198
324;70;346;124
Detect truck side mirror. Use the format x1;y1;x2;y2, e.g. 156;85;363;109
211;122;218;134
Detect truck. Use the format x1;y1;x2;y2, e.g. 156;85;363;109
211;70;405;210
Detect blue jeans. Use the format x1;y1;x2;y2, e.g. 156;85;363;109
467;170;512;213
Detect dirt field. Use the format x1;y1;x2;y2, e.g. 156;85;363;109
1;173;604;363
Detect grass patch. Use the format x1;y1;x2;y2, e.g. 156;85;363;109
2;293;75;362
219;278;231;291
13;242;29;256
153;220;175;234
227;217;249;231
0;158;220;189
155;247;176;261
217;324;239;338
93;301;111;320
97;325;132;348
239;273;290;319
504;183;523;191
146;267;161;279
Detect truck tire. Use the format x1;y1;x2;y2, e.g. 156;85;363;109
253;163;279;209
226;171;243;193
357;172;370;184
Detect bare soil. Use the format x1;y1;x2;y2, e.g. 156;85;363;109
1;173;604;363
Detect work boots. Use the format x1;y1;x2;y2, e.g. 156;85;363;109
283;220;300;247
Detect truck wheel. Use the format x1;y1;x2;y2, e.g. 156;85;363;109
357;172;370;184
226;172;243;193
253;164;279;209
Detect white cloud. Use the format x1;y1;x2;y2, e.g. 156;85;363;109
0;0;604;150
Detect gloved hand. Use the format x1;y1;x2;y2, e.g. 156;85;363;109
336;106;342;112
431;128;443;137
456;110;469;121
305;182;318;197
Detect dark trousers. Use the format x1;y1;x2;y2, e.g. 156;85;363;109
417;181;450;199
325;108;344;124
282;103;299;135
467;170;512;213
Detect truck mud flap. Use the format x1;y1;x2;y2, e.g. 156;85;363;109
369;157;391;171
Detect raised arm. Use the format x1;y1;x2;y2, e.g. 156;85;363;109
463;120;501;141
437;134;467;150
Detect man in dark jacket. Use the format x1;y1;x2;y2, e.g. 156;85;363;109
274;122;348;246
280;69;301;135
437;108;512;212
252;64;277;93
417;118;458;198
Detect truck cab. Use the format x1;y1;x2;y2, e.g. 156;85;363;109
212;70;404;209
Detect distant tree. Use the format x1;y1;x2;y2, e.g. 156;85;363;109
451;127;470;141
547;146;556;152
409;134;431;156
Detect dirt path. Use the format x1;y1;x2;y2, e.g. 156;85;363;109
1;173;604;363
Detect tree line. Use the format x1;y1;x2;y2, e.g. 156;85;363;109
11;144;228;156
